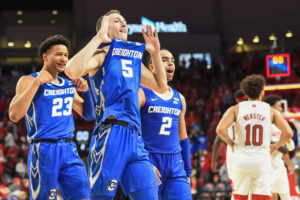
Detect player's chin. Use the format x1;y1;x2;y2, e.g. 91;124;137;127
167;76;173;81
57;66;65;72
119;33;128;41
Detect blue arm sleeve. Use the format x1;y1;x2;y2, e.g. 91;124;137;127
81;89;95;121
180;138;192;177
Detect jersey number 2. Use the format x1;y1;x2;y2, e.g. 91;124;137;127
245;124;263;146
159;117;172;135
52;97;73;117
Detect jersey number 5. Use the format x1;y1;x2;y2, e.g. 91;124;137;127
52;97;73;117
159;117;172;136
121;59;133;78
245;124;263;146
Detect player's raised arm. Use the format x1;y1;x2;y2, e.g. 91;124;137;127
270;108;293;152
141;25;168;93
9;71;53;123
65;16;111;79
72;77;95;121
216;106;236;151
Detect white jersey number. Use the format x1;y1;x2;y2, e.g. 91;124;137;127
121;59;133;78
159;117;172;136
52;97;73;117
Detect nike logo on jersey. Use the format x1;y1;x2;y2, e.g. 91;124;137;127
151;98;159;101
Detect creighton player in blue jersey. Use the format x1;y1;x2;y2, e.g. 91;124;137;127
9;35;95;200
65;10;168;200
139;49;192;200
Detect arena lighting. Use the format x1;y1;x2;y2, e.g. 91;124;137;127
24;41;31;48
7;42;14;47
286;30;293;38
266;54;290;78
51;19;56;24
237;37;244;45
252;35;259;43
17;19;23;24
127;17;187;35
264;83;300;91
52;10;58;15
17;10;23;15
269;33;276;41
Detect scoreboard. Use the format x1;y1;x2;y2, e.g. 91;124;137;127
266;54;291;78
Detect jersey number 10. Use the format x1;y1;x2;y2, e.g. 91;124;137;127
245;124;263;146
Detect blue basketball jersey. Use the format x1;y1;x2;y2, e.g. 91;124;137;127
89;38;145;133
25;73;76;142
140;86;182;154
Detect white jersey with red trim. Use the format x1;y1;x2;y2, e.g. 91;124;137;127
232;101;272;173
271;124;284;169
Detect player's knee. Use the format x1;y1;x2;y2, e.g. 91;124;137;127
129;187;158;200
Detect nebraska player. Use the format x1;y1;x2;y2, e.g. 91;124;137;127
216;74;293;200
264;94;295;200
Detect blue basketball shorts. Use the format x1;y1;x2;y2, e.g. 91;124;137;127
88;123;158;200
148;152;192;200
27;141;89;200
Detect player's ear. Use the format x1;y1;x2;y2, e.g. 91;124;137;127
149;64;154;72
42;53;48;62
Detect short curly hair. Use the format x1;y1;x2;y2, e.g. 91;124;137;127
264;94;282;106
96;10;121;33
240;74;265;99
38;34;70;57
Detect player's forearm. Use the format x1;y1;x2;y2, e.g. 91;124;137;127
275;132;292;150
211;136;223;168
216;129;234;147
150;52;168;93
282;153;293;167
9;79;41;123
65;36;103;79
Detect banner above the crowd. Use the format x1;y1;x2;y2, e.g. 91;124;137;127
127;17;188;35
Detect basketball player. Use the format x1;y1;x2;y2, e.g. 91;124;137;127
65;10;168;200
264;94;295;200
8;35;95;200
216;74;293;200
211;89;247;200
138;49;192;200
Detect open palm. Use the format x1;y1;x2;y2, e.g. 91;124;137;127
142;25;160;55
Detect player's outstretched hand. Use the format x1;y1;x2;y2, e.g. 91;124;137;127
73;77;88;92
153;165;162;185
97;15;112;43
36;70;53;85
142;24;160;55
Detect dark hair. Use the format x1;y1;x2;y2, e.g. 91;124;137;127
240;74;265;99
38;34;70;57
234;89;247;102
96;10;121;33
264;94;282;106
146;48;169;68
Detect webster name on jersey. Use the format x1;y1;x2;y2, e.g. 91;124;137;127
44;88;75;96
148;106;181;116
243;113;265;121
112;48;143;59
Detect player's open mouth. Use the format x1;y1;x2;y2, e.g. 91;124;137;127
167;69;174;75
120;29;127;33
